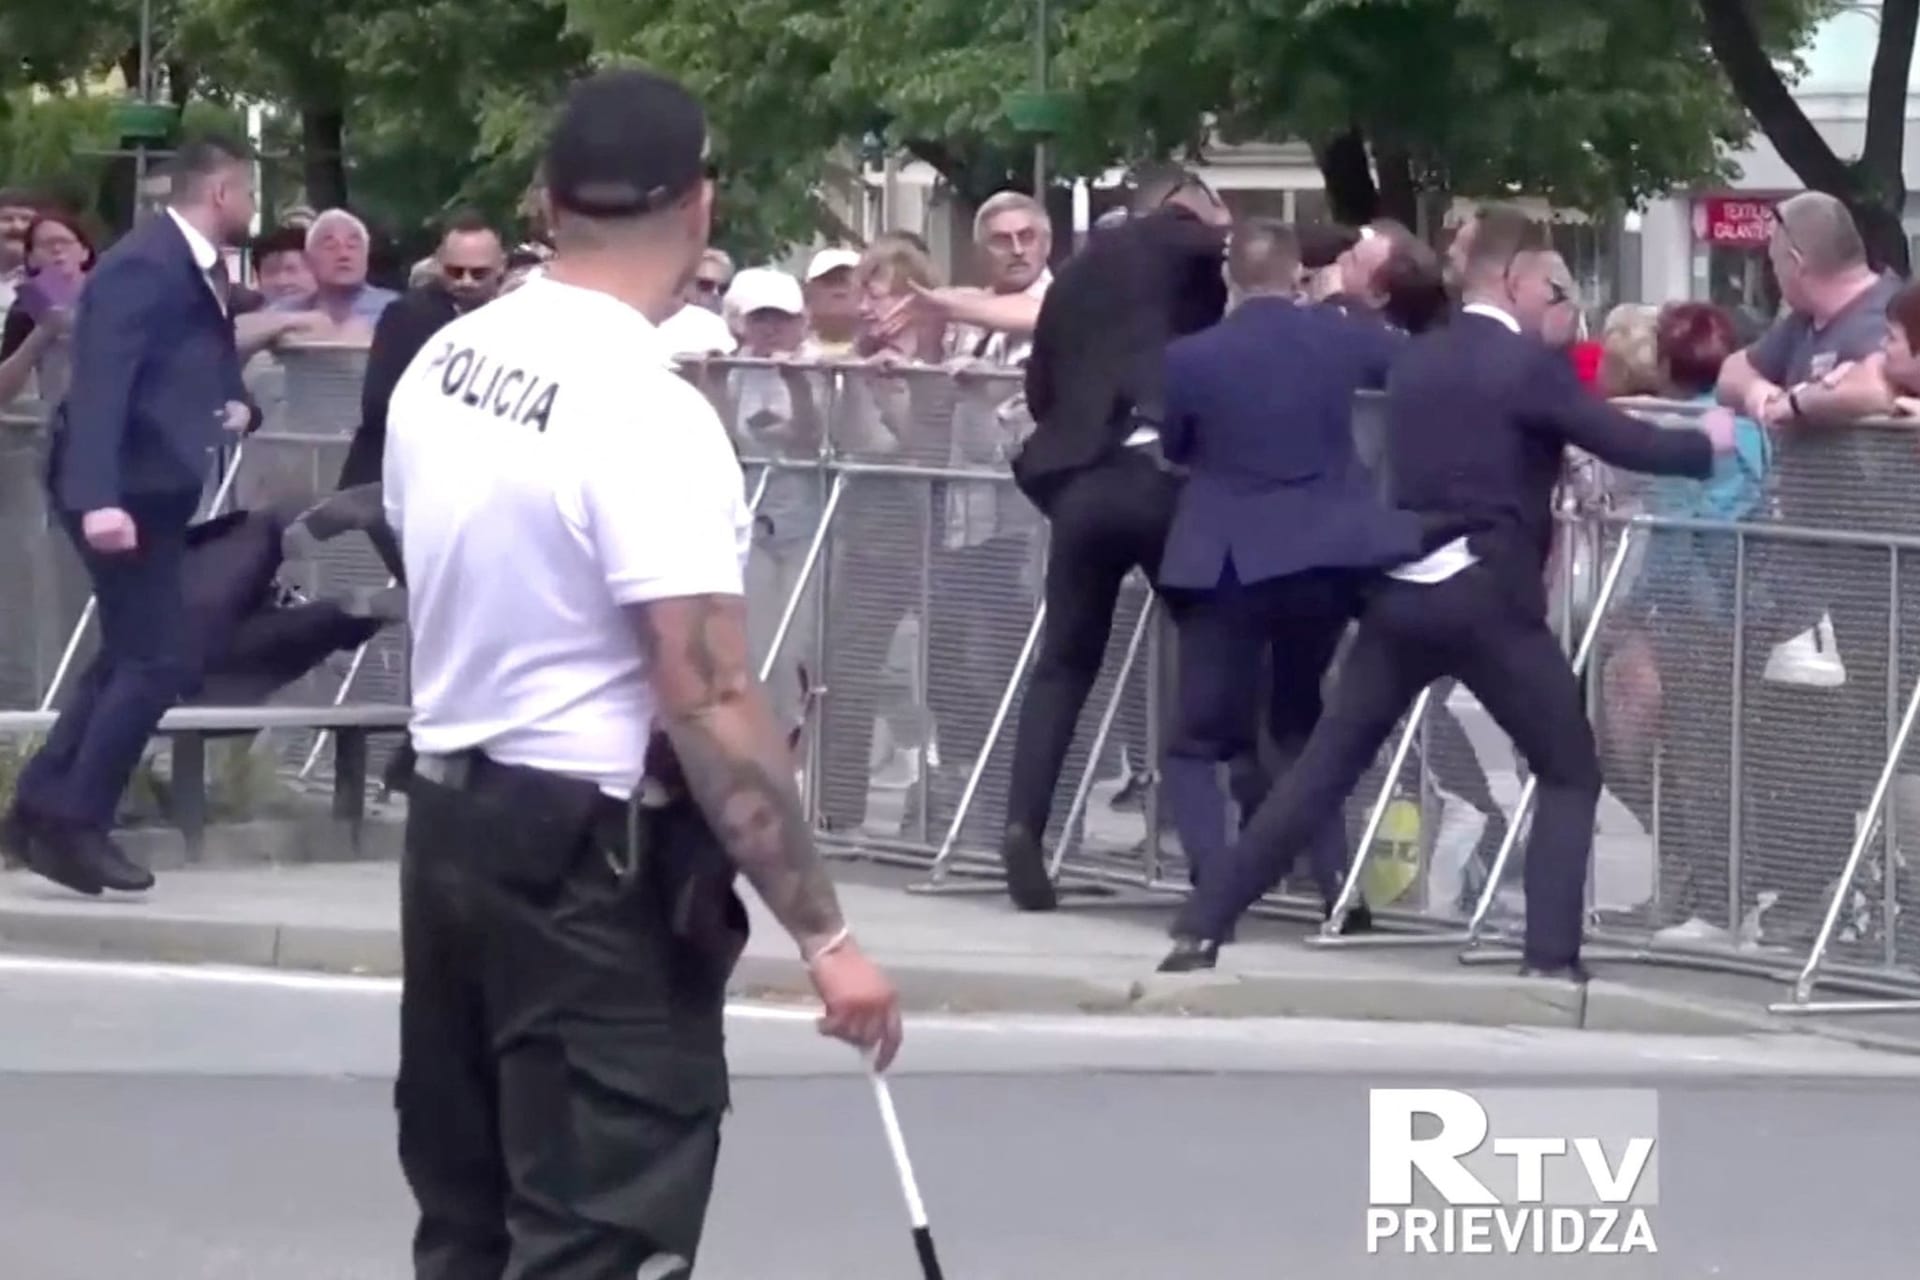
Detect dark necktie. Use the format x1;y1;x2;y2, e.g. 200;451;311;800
206;256;231;313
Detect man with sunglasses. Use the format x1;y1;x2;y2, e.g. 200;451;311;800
659;247;737;356
326;210;505;578
995;163;1232;910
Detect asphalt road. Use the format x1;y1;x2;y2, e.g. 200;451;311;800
2;955;1918;1279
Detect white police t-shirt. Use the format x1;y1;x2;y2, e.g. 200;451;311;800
384;275;752;798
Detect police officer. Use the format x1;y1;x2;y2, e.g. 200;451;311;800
382;69;902;1278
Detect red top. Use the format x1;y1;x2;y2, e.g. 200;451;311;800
1570;340;1604;391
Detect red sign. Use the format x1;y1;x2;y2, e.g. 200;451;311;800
1696;197;1778;247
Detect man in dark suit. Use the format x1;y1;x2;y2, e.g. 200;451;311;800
997;164;1231;910
1159;220;1456;902
1161;204;1737;977
317;209;505;581
2;136;260;895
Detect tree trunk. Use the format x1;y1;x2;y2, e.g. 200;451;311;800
116;45;142;94
1852;198;1910;277
1698;0;1913;274
300;106;348;211
1372;141;1419;229
165;60;193;112
1312;128;1379;225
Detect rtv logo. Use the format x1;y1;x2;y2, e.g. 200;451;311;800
1367;1088;1658;1256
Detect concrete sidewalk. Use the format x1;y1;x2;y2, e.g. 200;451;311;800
0;859;1906;1048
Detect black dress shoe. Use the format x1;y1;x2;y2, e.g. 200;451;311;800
1158;936;1220;973
1518;961;1592;985
16;815;106;896
39;823;153;894
997;825;1057;913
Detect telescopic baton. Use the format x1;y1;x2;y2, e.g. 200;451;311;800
865;1054;946;1279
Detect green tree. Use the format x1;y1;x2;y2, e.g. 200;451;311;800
1701;0;1918;273
571;0;1830;253
1063;0;1826;227
565;0;1116;253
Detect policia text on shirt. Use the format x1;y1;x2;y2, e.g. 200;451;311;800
381;69;903;1278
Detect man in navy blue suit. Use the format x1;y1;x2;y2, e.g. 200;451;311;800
1163;205;1736;977
3;135;260;895
1156;220;1465;910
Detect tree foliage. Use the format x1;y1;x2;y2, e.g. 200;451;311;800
0;0;1874;264
570;0;1835;244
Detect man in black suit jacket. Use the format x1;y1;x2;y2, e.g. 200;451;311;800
328;210;505;580
1161;204;1738;978
4;136;262;895
996;165;1231;911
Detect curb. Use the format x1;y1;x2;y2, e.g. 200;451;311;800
0;904;1907;1050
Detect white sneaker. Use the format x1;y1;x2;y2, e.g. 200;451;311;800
1764;614;1846;688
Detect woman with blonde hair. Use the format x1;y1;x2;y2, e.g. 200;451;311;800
1598;303;1663;398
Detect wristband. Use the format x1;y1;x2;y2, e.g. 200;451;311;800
804;926;853;966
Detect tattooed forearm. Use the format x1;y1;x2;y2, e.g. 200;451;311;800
627;595;846;950
665;718;845;946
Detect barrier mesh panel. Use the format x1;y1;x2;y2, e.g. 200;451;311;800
0;408;89;712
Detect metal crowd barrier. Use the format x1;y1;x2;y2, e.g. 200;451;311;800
16;342;1920;1021
1;343;408;790
684;359;1920;1019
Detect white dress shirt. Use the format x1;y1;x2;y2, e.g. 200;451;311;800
165;207;228;314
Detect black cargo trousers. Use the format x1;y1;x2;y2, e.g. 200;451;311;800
397;750;748;1279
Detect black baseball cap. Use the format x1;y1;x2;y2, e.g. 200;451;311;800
544;68;708;218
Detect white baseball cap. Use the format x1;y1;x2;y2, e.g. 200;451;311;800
805;247;861;281
727;266;805;316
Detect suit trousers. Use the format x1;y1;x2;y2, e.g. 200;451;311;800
1176;564;1603;968
1005;450;1180;838
18;490;203;829
1163;569;1355;891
